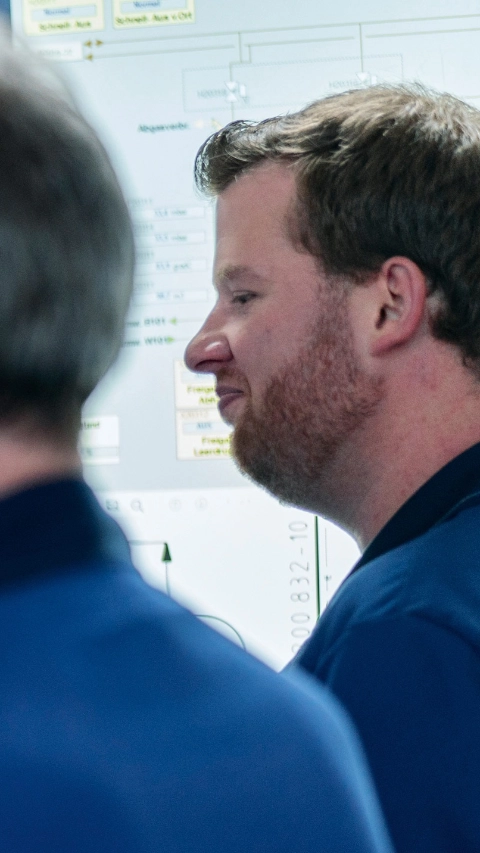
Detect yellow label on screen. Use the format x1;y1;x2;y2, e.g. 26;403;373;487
113;0;194;29
23;0;104;35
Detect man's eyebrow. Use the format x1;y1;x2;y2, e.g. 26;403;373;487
214;265;267;288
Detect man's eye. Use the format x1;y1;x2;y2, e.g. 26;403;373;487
232;292;255;305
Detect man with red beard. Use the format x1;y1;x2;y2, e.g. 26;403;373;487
185;84;480;853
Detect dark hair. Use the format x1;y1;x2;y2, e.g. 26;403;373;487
195;84;480;369
0;33;135;441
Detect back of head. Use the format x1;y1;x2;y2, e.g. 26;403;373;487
196;85;480;373
0;29;135;443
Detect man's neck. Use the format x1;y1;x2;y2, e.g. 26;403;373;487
0;432;82;500
323;350;480;552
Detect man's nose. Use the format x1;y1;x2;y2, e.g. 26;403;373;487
184;323;233;374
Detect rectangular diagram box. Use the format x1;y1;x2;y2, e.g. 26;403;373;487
23;0;104;35
174;361;232;460
79;415;120;465
113;0;194;30
31;42;83;61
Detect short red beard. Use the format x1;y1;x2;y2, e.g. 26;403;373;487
231;286;383;514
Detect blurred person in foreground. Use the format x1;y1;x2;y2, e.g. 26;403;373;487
186;83;480;853
0;30;393;853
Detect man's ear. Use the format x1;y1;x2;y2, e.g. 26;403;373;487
365;257;429;357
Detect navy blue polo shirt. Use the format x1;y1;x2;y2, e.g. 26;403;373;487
295;442;480;853
0;477;394;853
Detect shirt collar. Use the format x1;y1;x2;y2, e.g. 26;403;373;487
355;442;480;572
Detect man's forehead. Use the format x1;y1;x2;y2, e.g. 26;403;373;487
214;165;300;258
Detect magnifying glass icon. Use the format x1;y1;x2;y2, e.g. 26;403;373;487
131;499;144;512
